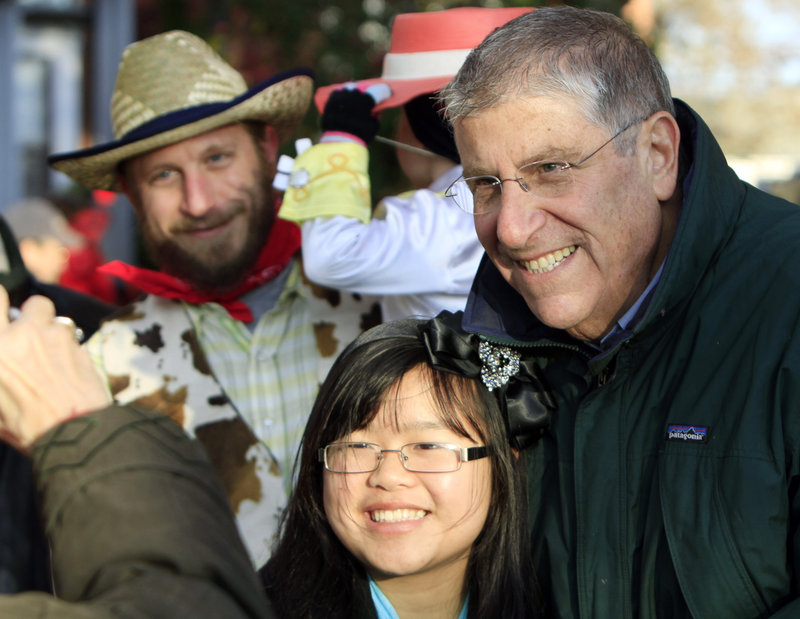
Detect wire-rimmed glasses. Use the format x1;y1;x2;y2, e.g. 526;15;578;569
319;441;488;473
445;118;646;215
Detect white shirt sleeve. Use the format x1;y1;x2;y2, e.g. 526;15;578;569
301;183;484;298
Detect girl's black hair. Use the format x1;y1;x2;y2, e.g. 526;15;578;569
260;320;542;618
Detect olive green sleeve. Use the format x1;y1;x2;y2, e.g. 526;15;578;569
0;405;276;618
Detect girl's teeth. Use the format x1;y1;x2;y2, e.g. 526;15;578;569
370;508;426;523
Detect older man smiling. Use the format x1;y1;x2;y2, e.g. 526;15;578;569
441;6;800;618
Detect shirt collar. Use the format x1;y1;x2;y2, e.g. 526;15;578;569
598;260;665;349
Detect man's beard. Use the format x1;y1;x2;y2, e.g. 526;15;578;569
138;172;275;295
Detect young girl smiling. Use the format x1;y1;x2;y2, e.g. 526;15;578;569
261;317;543;618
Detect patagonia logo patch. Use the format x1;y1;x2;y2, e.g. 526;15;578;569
666;424;709;443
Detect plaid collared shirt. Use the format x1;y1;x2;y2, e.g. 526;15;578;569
183;261;317;492
86;259;380;565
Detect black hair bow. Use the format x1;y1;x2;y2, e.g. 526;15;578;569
420;311;555;450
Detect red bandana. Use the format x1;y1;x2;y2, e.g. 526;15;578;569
99;218;301;322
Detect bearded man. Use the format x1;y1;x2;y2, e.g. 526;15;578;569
48;31;380;568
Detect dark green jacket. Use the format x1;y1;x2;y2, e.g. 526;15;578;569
0;406;275;618
462;100;800;618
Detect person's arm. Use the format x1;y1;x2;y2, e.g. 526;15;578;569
769;378;800;617
0;289;274;618
279;88;483;297
278;88;378;227
8;405;274;619
299;191;484;296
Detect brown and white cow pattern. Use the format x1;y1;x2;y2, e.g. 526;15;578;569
86;271;381;567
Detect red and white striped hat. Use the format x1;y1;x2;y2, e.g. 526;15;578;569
314;6;532;113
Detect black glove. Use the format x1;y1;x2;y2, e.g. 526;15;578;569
321;88;380;144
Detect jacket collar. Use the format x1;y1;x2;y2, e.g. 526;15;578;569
642;100;746;328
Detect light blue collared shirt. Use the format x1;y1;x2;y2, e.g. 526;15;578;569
598;261;665;349
369;576;469;619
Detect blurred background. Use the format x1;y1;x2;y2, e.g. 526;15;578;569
0;0;798;287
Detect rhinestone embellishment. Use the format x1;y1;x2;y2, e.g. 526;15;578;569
479;341;521;391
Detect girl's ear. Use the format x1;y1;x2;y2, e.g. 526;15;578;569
511;447;520;461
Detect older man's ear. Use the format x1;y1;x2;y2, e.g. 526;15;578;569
644;111;681;202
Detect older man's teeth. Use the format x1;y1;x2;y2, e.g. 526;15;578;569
523;245;576;274
371;509;426;523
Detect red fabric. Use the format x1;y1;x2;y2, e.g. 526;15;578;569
70;208;108;243
60;206;140;305
98;218;301;322
62;244;136;305
91;189;118;208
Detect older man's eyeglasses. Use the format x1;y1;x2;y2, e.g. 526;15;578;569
319;441;488;474
445;118;645;215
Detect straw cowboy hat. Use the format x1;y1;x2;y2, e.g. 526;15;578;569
314;6;531;114
48;30;314;191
